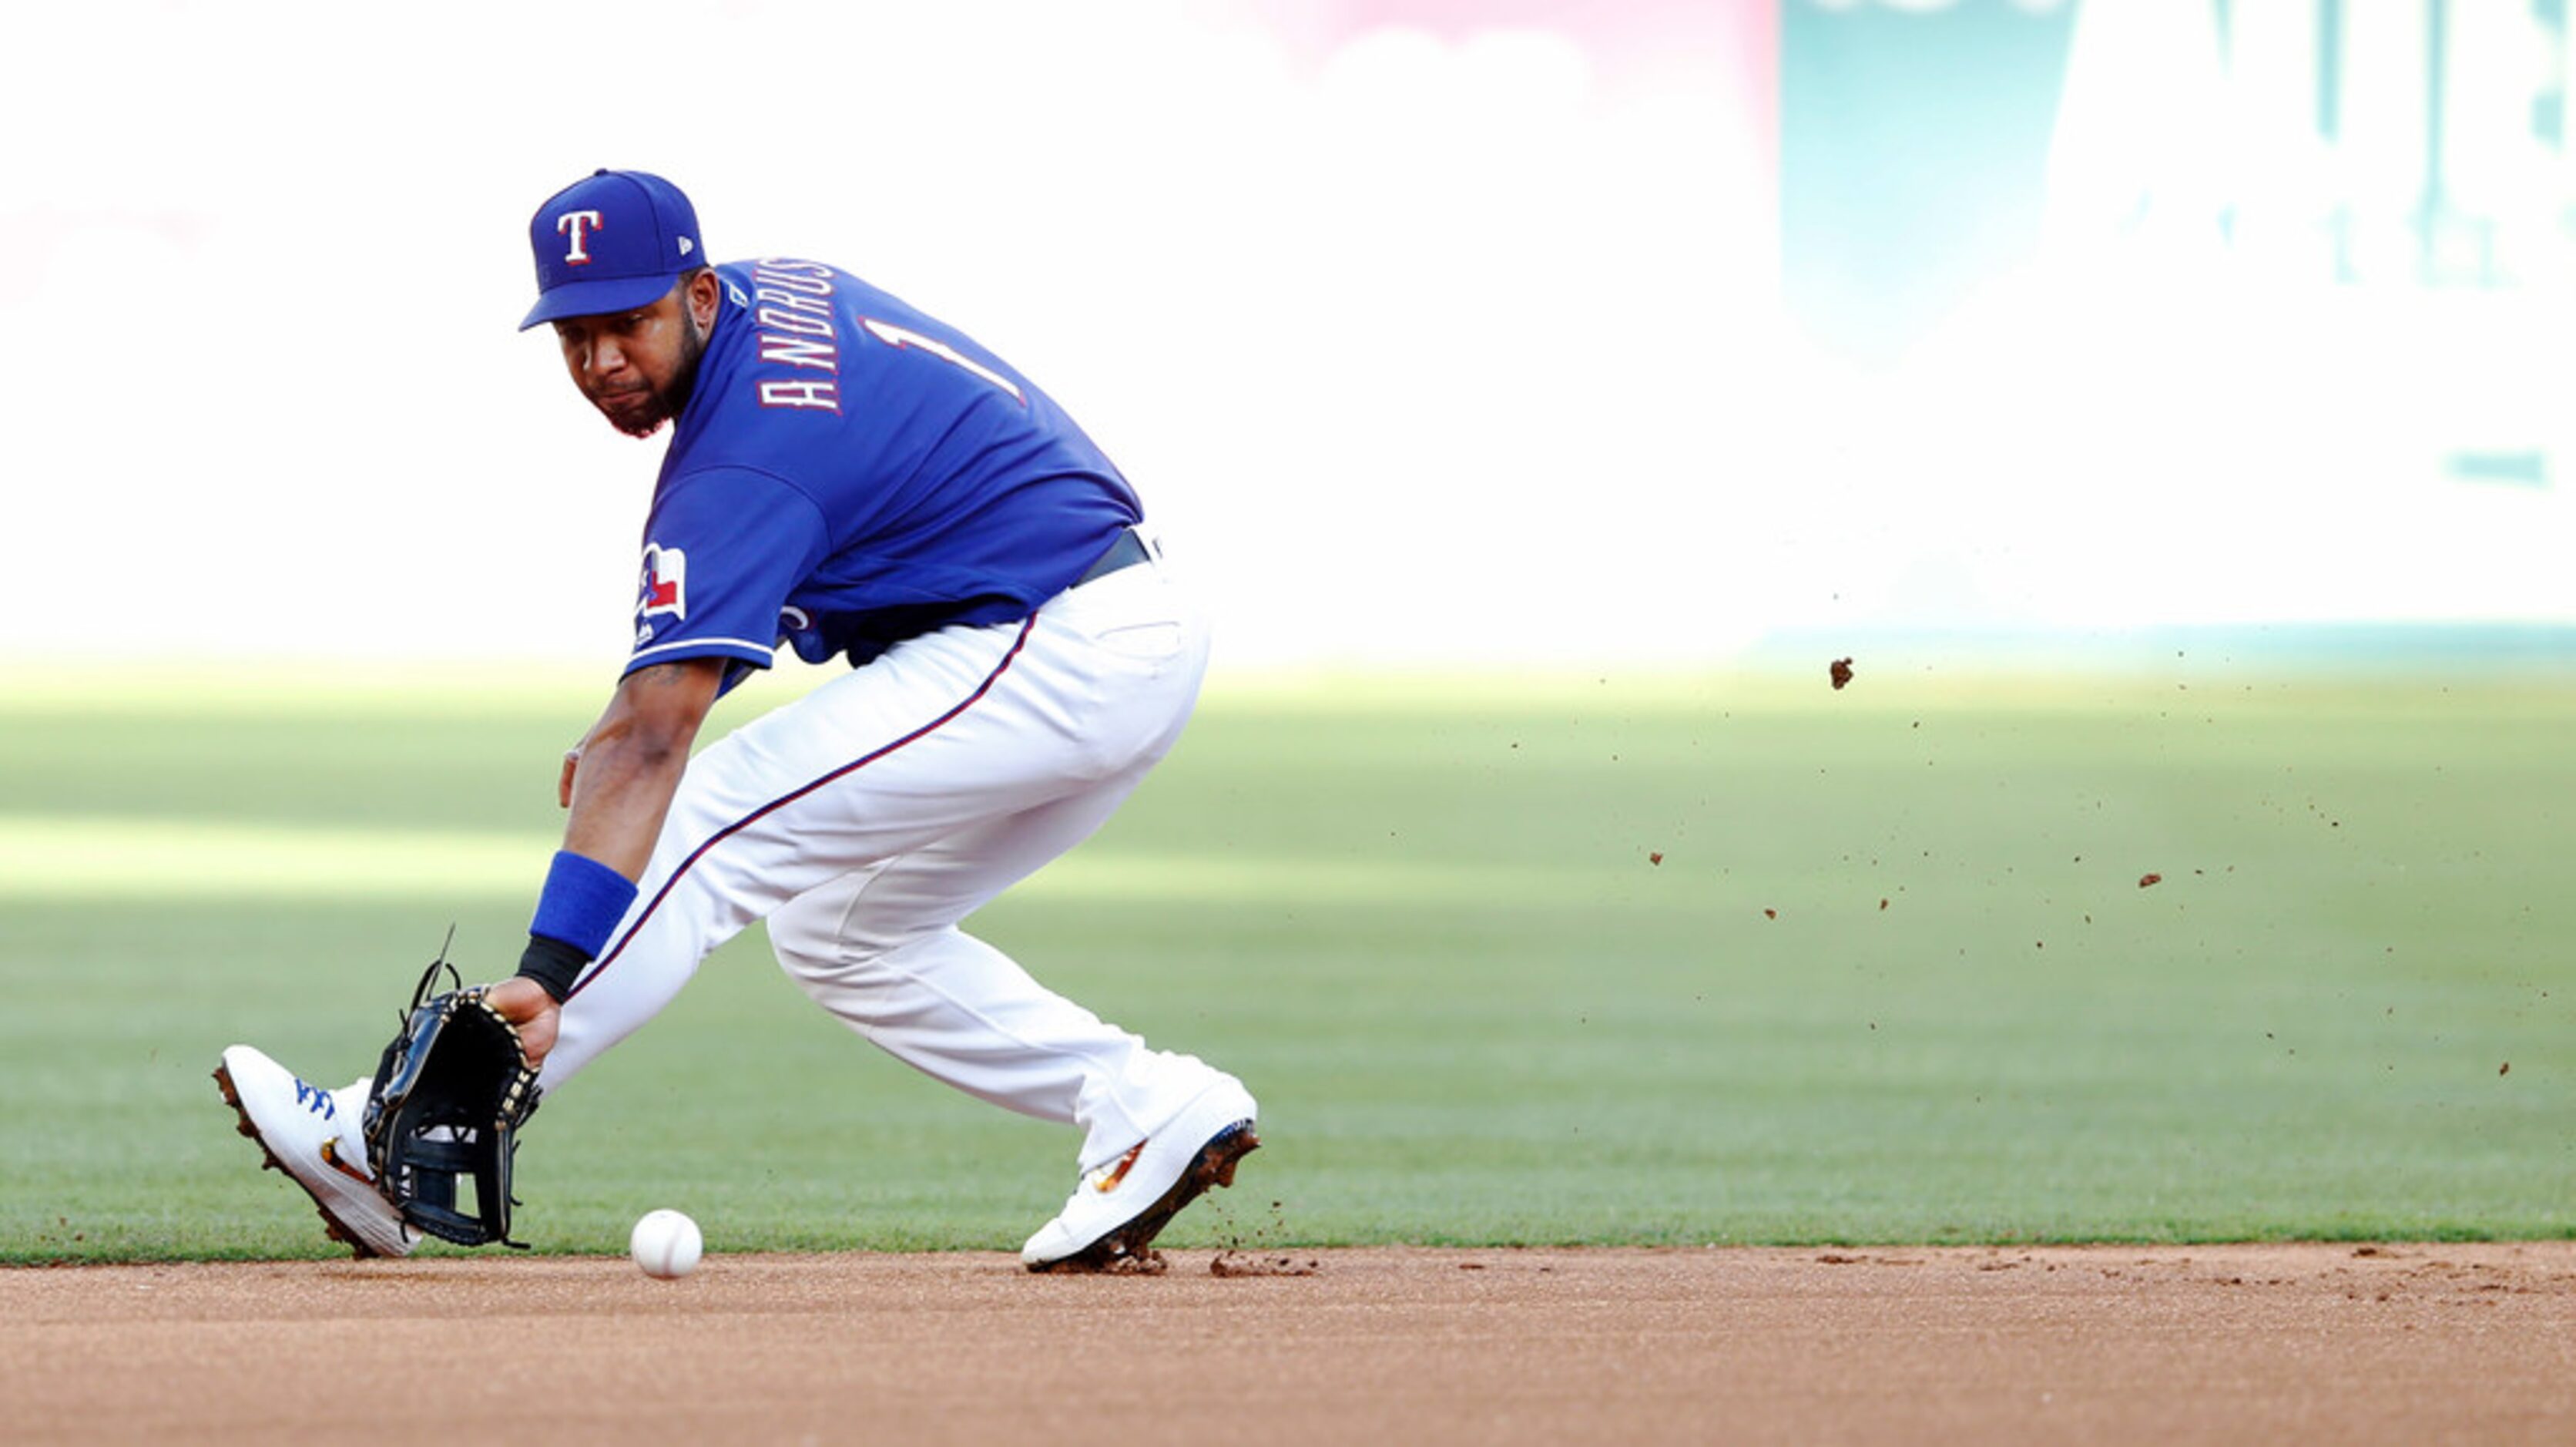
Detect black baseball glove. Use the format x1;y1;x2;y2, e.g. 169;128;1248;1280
362;952;542;1248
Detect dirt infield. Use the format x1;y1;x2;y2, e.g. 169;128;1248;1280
8;1244;2573;1445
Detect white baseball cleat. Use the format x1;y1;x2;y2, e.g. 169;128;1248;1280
1022;1078;1259;1272
213;1045;416;1259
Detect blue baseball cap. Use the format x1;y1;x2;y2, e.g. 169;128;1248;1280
520;170;705;331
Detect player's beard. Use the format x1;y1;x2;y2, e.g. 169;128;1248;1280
604;308;709;440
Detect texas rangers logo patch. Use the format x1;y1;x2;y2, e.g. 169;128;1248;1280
638;544;688;622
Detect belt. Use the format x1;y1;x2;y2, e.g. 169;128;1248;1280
1074;527;1153;586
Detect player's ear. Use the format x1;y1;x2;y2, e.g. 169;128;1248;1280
686;268;721;330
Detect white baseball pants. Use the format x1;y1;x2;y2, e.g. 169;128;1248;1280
538;548;1233;1173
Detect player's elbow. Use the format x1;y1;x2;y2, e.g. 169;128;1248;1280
622;719;699;774
605;658;725;765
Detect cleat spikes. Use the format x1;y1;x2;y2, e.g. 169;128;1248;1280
1032;1121;1259;1274
212;1046;415;1259
1209;1134;1256;1190
314;1206;377;1259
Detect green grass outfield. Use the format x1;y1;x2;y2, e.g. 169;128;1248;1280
2;660;2569;1262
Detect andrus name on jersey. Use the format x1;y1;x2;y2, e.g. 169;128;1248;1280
750;259;841;414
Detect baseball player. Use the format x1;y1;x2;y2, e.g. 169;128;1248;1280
216;169;1258;1271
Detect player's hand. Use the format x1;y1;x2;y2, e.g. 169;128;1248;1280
481;975;561;1071
558;745;582;809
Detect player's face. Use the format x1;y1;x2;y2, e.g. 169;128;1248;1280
552;280;711;439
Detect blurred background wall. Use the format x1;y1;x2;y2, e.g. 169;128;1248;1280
2;0;2568;674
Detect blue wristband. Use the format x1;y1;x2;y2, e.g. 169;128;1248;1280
528;850;639;959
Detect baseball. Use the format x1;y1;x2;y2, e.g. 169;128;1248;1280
630;1208;703;1279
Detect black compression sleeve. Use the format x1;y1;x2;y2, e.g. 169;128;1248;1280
515;934;590;1004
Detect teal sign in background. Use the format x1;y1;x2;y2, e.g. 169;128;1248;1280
1780;0;2079;365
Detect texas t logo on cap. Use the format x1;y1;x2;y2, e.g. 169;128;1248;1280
520;170;704;330
557;210;605;266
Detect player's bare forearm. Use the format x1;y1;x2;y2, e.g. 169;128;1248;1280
559;658;726;878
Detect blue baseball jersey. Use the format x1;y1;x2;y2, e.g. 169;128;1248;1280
627;259;1142;686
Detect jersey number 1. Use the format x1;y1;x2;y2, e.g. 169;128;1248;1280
860;318;1027;405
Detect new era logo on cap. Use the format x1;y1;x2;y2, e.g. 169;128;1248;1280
520;170;705;331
